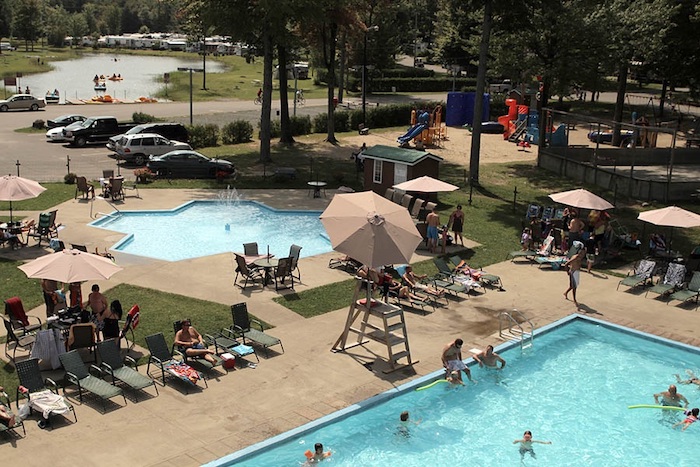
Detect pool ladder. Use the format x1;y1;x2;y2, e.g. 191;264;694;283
499;309;534;350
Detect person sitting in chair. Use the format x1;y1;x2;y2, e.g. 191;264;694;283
174;319;218;364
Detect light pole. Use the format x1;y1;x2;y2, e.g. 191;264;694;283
362;25;379;126
178;67;203;125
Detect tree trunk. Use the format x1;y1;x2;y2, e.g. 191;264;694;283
259;31;274;163
611;61;628;147
324;22;338;144
468;0;492;185
337;29;347;104
278;44;294;144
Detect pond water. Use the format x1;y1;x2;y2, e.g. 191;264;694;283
20;53;225;102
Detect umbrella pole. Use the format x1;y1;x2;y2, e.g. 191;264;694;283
9;200;13;223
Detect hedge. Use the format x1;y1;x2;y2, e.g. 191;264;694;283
222;120;254;144
187;124;219;149
314;101;445;133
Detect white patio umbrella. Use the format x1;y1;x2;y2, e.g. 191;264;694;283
0;175;46;222
548;188;614;211
392;175;459;193
18;249;123;283
637;206;700;228
320;191;422;268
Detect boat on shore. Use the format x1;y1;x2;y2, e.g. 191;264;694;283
45;90;60;104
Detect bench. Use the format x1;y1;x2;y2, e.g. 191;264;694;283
273;167;297;179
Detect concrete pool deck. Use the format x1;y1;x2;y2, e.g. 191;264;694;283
2;189;700;466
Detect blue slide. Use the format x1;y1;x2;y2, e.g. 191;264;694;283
397;123;427;144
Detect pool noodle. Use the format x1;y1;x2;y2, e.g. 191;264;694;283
627;405;685;411
415;379;448;391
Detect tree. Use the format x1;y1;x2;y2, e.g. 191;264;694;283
45;6;70;47
69;12;88;47
13;0;43;51
105;4;122;35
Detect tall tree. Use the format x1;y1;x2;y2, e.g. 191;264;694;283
13;0;43;51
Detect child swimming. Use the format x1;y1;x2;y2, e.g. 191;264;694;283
673;408;699;431
513;430;551;459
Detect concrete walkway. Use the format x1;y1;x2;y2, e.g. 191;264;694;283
2;189;700;466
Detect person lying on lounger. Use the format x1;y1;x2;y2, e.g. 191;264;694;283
174;320;218;364
402;265;444;297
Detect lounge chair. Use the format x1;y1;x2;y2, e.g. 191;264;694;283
14;358;77;423
289;244;302;280
424;201;437;212
2;315;35;362
400;194;413;209
4;296;43;336
234;253;264;289
231;302;284;357
204;329;259;366
646;263;686;299
70;243;88;252
410;198;425;218
243;242;259;256
27;210;58;246
274;256;295;291
97;339;158;400
75;176;95;200
102;169;114;179
67;323;97;360
668;271;700;308
171;321;224;374
58;349;126;412
385;282;435;315
0;390;24;437
145;333;207;390
109;177;125;201
391;190;404;204
449;256;503;290
328;256;361;273
428;258;469;298
384;188;395;200
617;259;656;291
119;304;141;350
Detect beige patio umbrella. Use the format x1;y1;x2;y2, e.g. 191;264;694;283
637;206;700;228
0;175;46;222
392;175;459;193
320;191;422;268
548;188;614;211
18;249;123;283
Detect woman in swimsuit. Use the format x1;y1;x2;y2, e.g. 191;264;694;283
449;205;465;246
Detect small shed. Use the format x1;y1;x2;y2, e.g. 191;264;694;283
360;145;443;195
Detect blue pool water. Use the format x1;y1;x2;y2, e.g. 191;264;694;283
213;316;700;466
90;200;331;261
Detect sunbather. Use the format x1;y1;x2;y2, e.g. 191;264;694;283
402;265;443;297
174;319;218;364
0;387;16;427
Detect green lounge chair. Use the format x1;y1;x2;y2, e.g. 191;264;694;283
668;271;700;308
231;303;284;357
27;210;58;246
430;258;469;298
204;329;259;366
449;256;503;290
646;263;686;299
507;249;538;262
15;358;77;424
172;320;224;374
617;259;656;291
145;333;207;391
0;390;24;437
97;339;158;401
59;349;126;412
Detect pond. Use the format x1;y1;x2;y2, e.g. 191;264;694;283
20;53;225;102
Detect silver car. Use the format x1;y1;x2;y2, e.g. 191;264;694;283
0;94;46;112
113;133;191;165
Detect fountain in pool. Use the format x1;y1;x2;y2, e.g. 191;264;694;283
218;186;241;232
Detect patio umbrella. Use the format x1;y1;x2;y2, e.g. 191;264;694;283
392;175;458;193
0;175;46;222
637;206;700;228
548;188;614;211
18;249;123;283
320;191;422;268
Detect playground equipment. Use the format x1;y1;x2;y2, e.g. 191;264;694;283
397;106;447;147
498;99;567;147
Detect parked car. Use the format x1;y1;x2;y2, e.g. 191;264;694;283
587;129;639;147
488;79;513;94
0;94;46;112
46;121;85;142
147;150;235;178
47;114;87;129
106;122;189;151
63;116;137;147
114;133;192;165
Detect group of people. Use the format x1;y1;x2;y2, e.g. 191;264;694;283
441;339;506;384
653;381;699;431
424;205;465;254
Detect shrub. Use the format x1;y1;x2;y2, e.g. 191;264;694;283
132;112;157;123
187;124;219;149
64;173;77;184
133;168;154;183
370;77;476;93
312;111;350;133
32;119;45;129
222;120;254;144
259;119;282;139
289;115;312;136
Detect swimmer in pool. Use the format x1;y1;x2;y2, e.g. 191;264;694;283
513;430;551;460
675;370;700;387
446;370;465;386
673;407;699;431
397;410;421;437
473;344;506;369
654;384;689;408
303;443;331;464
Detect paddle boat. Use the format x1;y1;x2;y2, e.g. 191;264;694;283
45;90;60;104
94;82;107;91
108;74;123;81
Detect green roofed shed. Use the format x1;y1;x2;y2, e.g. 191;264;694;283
359;145;443;196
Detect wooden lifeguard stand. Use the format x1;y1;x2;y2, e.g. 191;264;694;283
331;277;416;373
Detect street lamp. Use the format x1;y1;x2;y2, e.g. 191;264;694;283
362;25;379;126
177;67;203;125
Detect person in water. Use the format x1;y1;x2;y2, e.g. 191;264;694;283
654;384;689;408
513;430;551;459
674;370;700;387
673;407;699;431
303;442;331;464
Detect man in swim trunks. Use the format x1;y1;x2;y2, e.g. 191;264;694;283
474;345;506;369
654;384;689;408
563;240;586;308
426;207;440;253
441;338;473;383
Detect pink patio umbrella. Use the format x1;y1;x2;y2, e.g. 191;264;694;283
0;175;46;222
637;206;700;229
392;175;459;193
18;249;123;283
320;191;422;268
548;188;614;211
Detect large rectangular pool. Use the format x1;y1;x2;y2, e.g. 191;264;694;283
210;315;700;466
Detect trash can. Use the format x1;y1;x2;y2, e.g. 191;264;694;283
333;97;338;108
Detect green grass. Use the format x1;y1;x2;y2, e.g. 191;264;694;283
4;182;76;213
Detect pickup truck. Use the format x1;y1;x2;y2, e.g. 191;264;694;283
63;116;136;147
488;79;513;94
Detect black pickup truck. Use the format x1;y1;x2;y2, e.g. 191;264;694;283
63;116;136;147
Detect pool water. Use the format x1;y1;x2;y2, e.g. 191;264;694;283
216;316;700;467
90;200;331;261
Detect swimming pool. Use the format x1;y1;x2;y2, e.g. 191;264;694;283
90;200;331;261
209;315;700;466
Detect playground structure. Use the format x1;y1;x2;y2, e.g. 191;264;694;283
397;106;447;148
498;98;567;147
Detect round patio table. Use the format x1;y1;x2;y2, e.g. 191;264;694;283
253;257;279;286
